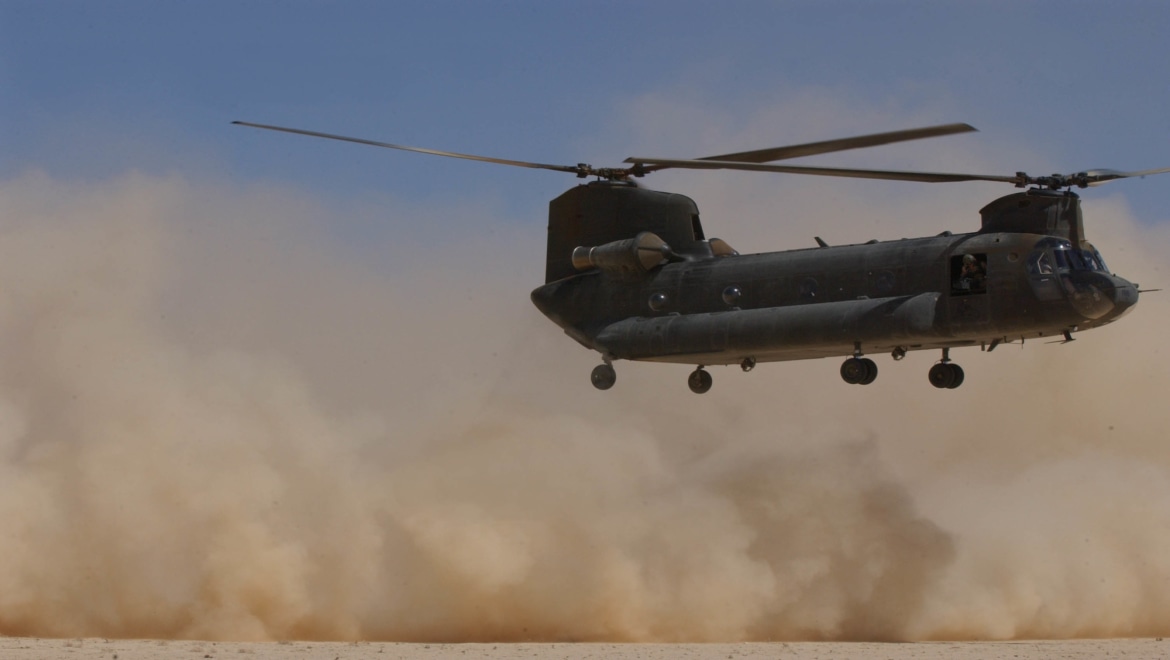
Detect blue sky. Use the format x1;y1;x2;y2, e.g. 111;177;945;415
3;1;1170;225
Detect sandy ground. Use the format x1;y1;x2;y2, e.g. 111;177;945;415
1;638;1168;660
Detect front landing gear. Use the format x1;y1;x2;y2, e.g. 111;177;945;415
928;348;965;389
928;363;964;389
688;366;713;394
591;363;616;390
840;357;878;385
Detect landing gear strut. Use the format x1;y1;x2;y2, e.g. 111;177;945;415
928;348;965;389
688;366;713;394
591;363;616;390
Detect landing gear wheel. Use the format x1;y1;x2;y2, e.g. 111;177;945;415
945;363;964;389
688;367;713;394
928;363;953;388
840;358;865;384
928;362;964;389
840;357;877;385
859;358;878;385
591;364;616;390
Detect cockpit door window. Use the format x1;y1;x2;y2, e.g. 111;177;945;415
1027;251;1054;275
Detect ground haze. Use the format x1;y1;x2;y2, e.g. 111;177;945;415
1;172;1168;643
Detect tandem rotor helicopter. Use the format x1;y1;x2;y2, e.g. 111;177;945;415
234;120;1168;393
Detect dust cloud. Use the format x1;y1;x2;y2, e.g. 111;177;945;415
0;170;1167;642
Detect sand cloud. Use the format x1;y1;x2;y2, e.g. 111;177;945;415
0;164;1167;642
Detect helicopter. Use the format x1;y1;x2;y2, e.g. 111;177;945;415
233;120;1168;393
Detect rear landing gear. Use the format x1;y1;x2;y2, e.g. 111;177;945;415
688;366;713;394
591;363;616;390
928;348;965;389
840;357;878;385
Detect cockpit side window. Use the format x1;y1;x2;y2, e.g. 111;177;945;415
1029;238;1109;274
1053;246;1106;273
1027;250;1054;275
1052;249;1070;271
950;253;987;296
690;214;706;241
1085;251;1104;275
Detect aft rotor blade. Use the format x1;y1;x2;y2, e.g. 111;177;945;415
624;157;1020;184
1080;166;1170;186
232;121;587;175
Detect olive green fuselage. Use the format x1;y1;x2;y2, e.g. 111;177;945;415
530;182;1138;367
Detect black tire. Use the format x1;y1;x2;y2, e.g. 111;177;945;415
945;364;965;389
928;362;955;389
591;364;616;390
688;369;713;394
859;358;878;385
840;358;867;385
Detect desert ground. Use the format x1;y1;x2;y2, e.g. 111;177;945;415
2;638;1168;660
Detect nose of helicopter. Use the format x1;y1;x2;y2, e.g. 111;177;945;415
1063;271;1139;323
1104;275;1140;321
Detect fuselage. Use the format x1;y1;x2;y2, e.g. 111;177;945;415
531;222;1138;367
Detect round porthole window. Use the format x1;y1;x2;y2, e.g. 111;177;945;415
799;278;818;300
873;271;895;295
722;286;742;305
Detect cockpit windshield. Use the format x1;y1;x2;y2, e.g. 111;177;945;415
1026;238;1109;275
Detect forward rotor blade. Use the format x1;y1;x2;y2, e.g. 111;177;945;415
625;157;1020;184
637;123;977;175
700;123;977;163
233;121;587;175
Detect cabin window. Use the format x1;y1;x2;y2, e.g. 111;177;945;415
871;270;896;295
798;277;819;301
950;253;987;295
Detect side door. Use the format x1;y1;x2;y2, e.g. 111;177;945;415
946;251;991;330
